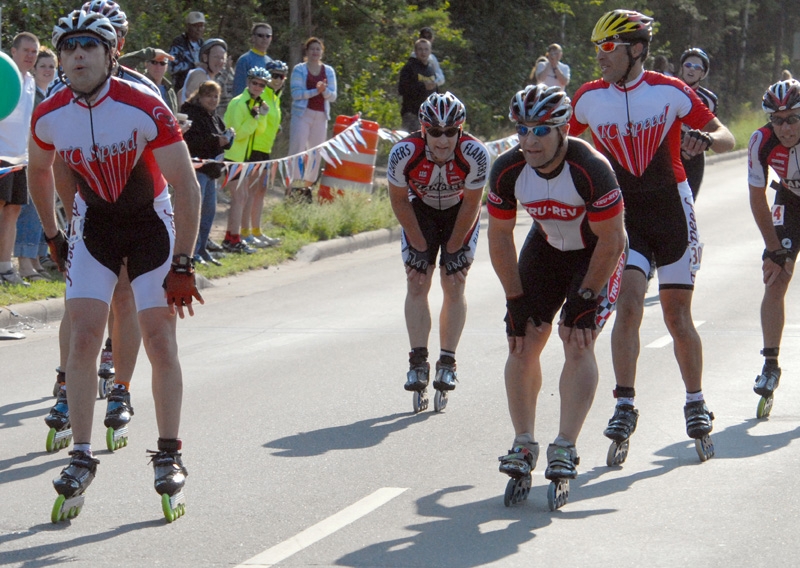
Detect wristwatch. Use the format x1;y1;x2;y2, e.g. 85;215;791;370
577;287;596;301
172;254;193;268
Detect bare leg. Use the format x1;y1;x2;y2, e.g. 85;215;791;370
610;270;647;389
439;268;467;353
405;265;434;349
505;322;551;437
110;264;142;386
660;288;702;392
139;307;182;439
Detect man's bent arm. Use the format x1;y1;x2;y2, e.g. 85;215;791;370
446;188;482;253
153;142;201;258
487;215;523;298
26;140;59;237
749;183;783;252
584;213;627;293
703;117;735;153
389;181;426;250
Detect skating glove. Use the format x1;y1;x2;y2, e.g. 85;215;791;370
404;245;429;274
685;129;713;152
562;294;598;329
441;245;471;275
763;247;790;267
505;295;538;336
163;255;204;317
45;229;69;272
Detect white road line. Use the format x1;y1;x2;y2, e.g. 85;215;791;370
645;321;705;348
237;487;408;567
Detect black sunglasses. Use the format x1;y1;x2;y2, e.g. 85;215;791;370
426;126;460;138
148;60;168;66
254;32;272;39
60;36;104;52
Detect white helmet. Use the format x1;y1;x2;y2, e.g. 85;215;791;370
81;0;128;36
509;84;572;126
53;9;118;53
418;92;466;129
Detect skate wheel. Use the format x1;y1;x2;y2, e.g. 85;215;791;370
162;492;186;523
98;377;113;399
434;390;448;412
51;494;66;523
503;474;531;507
412;389;428;414
756;395;774;419
695;435;715;462
605;439;629;467
162;493;175;523
46;428;57;453
106;427;116;452
53;381;60;398
547;479;570;511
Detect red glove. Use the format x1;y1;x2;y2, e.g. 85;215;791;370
45;230;69;272
163;255;204;318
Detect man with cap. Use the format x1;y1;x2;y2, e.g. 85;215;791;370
119;48;178;113
169;11;205;91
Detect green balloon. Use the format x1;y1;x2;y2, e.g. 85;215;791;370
0;51;22;121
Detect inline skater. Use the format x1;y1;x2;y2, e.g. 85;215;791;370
387;92;489;413
747;79;800;418
678;47;719;200
28;9;201;522
569;10;735;462
488;84;626;509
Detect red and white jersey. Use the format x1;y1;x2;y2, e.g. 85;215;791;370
32;77;182;211
387;132;489;210
570;70;716;193
748;125;800;195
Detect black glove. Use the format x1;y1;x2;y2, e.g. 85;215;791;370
250;105;259;118
404;245;429;274
685;129;713;152
441;245;471;275
505;295;539;336
562;294;599;329
45;230;69;272
763;248;791;267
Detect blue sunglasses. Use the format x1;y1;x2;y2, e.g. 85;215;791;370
516;124;554;137
60;36;105;52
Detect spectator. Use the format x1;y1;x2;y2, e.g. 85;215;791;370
169;11;205;91
233;23;274;97
528;55;548;85
0;32;39;287
781;69;793;81
119;48;178;113
221;67;272;253
415;27;445;87
241;60;287;249
652;54;673;76
181;81;233;266
216;56;235;119
180;38;227;107
14;46;55;282
534;43;570;88
398;38;437;133
289;37;337;194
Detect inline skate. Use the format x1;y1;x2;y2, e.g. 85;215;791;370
51;450;99;523
545;444;579;511
104;387;134;451
404;362;430;414
432;360;457;412
52;366;65;397
97;341;114;399
754;363;781;419
45;387;72;453
148;440;188;523
684;400;715;461
603;404;638;466
499;441;538;507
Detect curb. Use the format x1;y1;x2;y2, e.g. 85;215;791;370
294;226;403;263
706;148;747;165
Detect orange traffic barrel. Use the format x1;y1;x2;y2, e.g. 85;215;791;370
318;115;379;201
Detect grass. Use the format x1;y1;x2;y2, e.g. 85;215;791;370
0;189;398;306
725;107;766;151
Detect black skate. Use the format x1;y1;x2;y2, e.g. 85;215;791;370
148;448;188;522
45;388;72;453
104;387;134;451
499;443;538;507
754;364;781;419
405;363;430;414
604;404;638;466
684;400;715;461
51;450;99;523
432;361;457;412
97;347;115;399
53;366;65;397
545;444;579;511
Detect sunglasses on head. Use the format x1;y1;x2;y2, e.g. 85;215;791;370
254;32;272;39
770;114;800;126
148;60;168;66
683;62;705;71
595;41;630;53
426;126;460;138
60;36;104;52
516;124;553;137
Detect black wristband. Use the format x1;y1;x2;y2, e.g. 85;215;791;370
762;248;790;267
171;254;195;274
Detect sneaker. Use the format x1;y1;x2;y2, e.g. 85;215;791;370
206;238;224;252
199;250;222;266
0;269;31;287
256;234;281;247
244;235;270;249
40;255;59;271
222;240;256;254
192;254;207;266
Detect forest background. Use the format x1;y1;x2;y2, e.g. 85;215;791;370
2;0;799;144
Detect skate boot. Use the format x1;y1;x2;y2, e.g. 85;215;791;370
148;439;188;523
684;400;715;462
603;404;638;466
104;387;134;451
432;360;457;412
45;387;72;453
545;444;579;511
499;441;539;507
754;363;781;419
51;450;99;523
53;366;65;397
405;362;430;414
97;344;115;399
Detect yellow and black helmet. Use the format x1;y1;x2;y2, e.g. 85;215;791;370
591;10;653;45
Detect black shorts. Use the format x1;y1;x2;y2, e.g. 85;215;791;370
401;198;480;266
624;187;689;270
0;161;28;205
773;188;800;261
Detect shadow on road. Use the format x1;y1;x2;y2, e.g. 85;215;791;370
264;412;434;457
336;485;612;567
0;397;51;430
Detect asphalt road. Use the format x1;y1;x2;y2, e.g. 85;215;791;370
2;154;800;567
